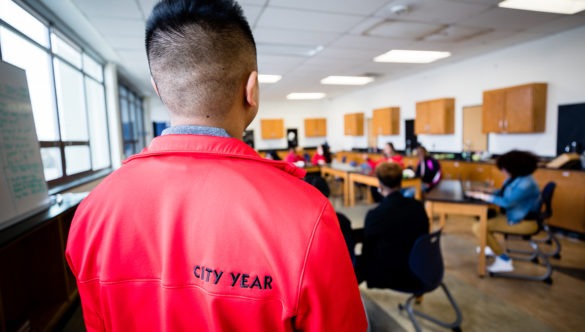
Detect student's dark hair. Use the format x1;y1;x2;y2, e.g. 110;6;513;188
305;176;331;198
386;142;395;151
375;162;402;189
145;0;256;118
496;150;539;177
321;144;332;163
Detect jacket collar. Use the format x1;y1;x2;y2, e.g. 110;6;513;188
125;134;306;179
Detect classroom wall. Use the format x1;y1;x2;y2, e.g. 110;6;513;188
146;25;585;157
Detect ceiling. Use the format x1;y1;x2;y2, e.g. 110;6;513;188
40;0;585;101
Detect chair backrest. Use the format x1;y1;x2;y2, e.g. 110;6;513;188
540;182;556;219
408;229;444;292
524;182;556;224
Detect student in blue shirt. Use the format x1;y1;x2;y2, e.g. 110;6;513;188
466;150;541;273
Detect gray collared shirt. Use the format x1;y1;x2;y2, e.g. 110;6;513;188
161;125;231;138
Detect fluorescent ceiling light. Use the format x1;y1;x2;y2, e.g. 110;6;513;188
286;93;326;100
258;74;282;84
321;76;374;86
374;50;451;63
498;0;585;14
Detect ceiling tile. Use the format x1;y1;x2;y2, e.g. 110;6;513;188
329;34;412;52
89;17;145;37
457;7;563;30
72;0;143;19
365;20;443;39
253;27;340;47
240;4;264;25
256;7;364;33
269;0;390;16
375;0;492;24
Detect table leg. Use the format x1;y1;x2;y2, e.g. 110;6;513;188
424;201;434;232
348;179;355;207
478;211;488;277
343;176;350;207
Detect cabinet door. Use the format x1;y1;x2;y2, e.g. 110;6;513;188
261;119;284;139
505;86;535;133
344;113;364;136
533;170;585;233
372;107;400;135
482;89;505;133
505;83;547;133
428;99;454;134
305;118;327;137
415;102;430;134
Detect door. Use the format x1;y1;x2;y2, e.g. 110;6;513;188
463;105;487;152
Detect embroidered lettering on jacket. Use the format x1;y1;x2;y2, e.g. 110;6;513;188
193;265;273;290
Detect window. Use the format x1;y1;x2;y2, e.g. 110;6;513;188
0;0;111;189
119;85;146;158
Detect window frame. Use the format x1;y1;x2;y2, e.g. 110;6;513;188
0;0;112;193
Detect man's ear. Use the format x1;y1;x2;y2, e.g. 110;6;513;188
151;76;160;97
245;71;259;109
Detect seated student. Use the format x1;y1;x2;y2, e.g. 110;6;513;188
358;162;429;288
305;175;356;266
264;149;281;160
285;146;304;163
368;142;405;202
415;145;442;192
466;150;541;273
311;144;332;166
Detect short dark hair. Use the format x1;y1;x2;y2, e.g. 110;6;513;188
375;162;402;189
496;150;539;177
146;0;256;118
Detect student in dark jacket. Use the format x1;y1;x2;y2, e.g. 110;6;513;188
360;162;430;289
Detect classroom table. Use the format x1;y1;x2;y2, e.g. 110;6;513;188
347;172;423;206
424;180;490;277
320;163;360;206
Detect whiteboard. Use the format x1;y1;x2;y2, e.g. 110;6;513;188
0;61;50;231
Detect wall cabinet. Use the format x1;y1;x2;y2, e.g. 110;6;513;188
372;107;400;135
344;113;364;136
260;119;284;139
304;118;327;137
415;98;455;134
482;83;547;133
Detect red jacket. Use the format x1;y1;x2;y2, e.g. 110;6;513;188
66;134;366;331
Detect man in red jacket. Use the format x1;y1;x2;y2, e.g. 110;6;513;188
65;0;367;331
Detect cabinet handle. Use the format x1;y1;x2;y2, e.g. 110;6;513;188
504;120;508;130
498;120;503;129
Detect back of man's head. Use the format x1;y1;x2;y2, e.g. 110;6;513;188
375;162;403;190
146;0;257;119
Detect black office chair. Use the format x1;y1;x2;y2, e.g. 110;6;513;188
391;230;463;332
492;182;559;284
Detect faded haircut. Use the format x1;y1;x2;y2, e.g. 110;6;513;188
145;0;257;118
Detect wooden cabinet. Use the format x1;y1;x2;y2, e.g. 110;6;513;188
415;98;455;134
0;197;82;332
344;113;364;136
533;169;585;233
304;118;327;137
372;107;400;135
482;83;547;133
260;119;284;139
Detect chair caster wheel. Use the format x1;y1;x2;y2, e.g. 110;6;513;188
531;257;539;264
543;277;553;285
398;304;404;311
452;327;462;332
553;253;561;259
